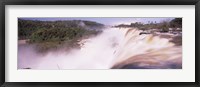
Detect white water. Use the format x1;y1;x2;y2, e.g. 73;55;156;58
18;28;182;69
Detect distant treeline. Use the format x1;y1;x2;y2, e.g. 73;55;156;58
18;19;104;40
18;19;104;52
115;18;182;32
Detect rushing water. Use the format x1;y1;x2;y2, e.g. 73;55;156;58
18;28;182;69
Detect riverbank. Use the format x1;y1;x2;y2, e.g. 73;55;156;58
153;32;182;46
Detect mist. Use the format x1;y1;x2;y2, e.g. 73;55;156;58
18;28;182;69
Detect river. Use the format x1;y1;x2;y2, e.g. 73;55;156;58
18;28;182;69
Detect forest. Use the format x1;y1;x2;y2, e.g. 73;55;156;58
115;18;182;32
18;19;104;52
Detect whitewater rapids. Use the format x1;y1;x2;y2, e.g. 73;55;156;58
18;28;182;69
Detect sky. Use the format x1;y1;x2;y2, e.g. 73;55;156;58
20;17;176;26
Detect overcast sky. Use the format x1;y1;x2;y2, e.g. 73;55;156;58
20;17;175;26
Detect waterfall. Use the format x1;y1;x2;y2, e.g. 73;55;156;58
18;28;182;69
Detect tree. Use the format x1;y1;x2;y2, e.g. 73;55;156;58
159;20;170;32
170;18;182;28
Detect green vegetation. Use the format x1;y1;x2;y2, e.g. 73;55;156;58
18;19;104;52
18;19;104;39
169;18;182;28
115;18;182;32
